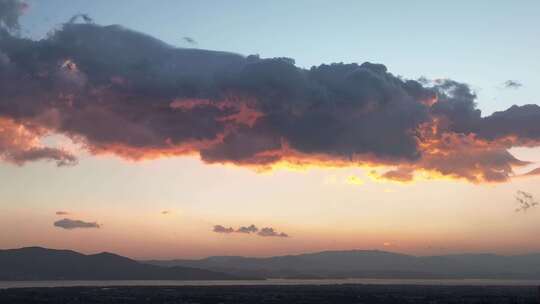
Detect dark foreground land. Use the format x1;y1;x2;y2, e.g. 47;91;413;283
1;285;539;304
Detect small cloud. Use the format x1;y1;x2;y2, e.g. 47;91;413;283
258;227;289;238
383;242;392;247
55;211;69;215
161;210;171;215
369;168;414;183
213;224;289;237
236;224;258;234
213;225;234;233
503;80;523;89
182;36;197;45
54;218;100;230
68;13;94;24
345;175;364;186
515;190;538;212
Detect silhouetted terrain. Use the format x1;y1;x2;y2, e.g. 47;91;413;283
0;247;250;280
1;285;538;304
146;250;540;279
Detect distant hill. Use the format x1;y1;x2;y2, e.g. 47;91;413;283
145;250;540;279
0;247;254;280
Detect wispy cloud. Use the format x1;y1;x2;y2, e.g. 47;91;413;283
524;167;540;176
503;80;523;89
55;211;69;215
182;36;197;45
68;13;94;24
213;224;289;237
515;191;538;212
54;218;101;230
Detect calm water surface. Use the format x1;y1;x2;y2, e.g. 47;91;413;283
2;278;540;289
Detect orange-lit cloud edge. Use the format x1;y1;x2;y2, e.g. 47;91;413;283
4;99;538;186
77;99;540;185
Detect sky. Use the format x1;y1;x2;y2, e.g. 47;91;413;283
1;0;540;259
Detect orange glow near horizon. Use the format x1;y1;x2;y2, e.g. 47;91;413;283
76;120;538;185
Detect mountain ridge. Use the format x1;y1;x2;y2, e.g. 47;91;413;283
145;249;540;279
0;247;256;281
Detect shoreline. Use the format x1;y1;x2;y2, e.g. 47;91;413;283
1;285;538;304
2;278;540;290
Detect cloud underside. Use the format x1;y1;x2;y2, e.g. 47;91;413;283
54;218;100;229
1;9;540;183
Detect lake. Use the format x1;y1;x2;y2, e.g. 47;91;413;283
2;278;540;289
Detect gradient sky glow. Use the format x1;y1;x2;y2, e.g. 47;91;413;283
2;0;540;259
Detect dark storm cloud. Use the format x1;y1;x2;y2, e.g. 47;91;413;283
213;225;234;233
54;218;100;229
1;20;540;183
474;105;540;143
0;23;433;161
503;80;523;89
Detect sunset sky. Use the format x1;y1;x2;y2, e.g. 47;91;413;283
1;0;540;259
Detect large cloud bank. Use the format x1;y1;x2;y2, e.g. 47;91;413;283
1;2;539;183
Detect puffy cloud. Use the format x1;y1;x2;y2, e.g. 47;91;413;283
54;218;100;229
213;225;234;233
1;22;540;183
258;227;288;238
236;224;258;234
473;105;540;144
